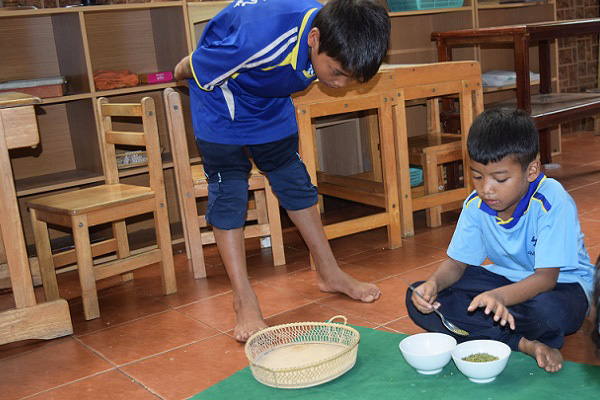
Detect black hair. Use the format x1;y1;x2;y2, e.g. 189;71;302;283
593;256;600;351
467;108;539;171
312;0;390;83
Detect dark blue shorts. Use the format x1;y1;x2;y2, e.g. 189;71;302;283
196;134;318;230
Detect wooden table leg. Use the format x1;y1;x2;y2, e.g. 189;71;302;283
394;91;415;237
539;40;552;94
539;127;553;165
379;94;402;248
514;33;532;113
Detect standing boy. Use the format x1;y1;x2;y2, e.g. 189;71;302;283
174;0;391;342
406;108;595;372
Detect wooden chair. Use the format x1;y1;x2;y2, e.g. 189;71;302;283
26;97;177;320
404;98;463;227
163;88;285;279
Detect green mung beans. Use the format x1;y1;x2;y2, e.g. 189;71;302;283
461;353;499;362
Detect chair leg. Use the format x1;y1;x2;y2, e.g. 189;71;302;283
253;190;271;249
154;199;177;295
177;184;206;279
71;215;100;320
30;209;60;302
184;199;207;279
112;220;133;282
264;182;285;266
423;152;442;228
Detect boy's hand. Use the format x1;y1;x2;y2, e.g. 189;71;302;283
411;281;439;314
468;291;516;330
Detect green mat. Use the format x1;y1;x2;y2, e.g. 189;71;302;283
192;326;600;400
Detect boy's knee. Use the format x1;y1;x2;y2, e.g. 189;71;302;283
521;290;583;334
206;179;249;230
265;155;318;211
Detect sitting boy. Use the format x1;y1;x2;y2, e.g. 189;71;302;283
174;0;391;342
406;108;595;372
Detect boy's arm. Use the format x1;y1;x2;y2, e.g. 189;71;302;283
468;267;560;329
174;55;193;80
412;258;467;314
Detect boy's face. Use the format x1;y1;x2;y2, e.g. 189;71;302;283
307;28;353;89
470;156;540;220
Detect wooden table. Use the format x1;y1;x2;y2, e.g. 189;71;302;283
293;62;482;241
0;92;72;345
432;18;600;165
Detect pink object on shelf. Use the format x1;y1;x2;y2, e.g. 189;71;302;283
146;72;174;84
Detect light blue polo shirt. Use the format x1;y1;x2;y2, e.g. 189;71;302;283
447;173;595;300
188;0;322;145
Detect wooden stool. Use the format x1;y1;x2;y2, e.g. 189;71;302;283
407;133;462;227
163;88;285;279
27;97;177;320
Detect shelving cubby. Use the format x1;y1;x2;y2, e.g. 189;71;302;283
0;11;90;97
12;99;103;197
84;5;188;93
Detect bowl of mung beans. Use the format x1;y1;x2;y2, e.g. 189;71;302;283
451;340;511;383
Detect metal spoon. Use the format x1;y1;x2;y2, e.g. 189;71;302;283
408;284;469;337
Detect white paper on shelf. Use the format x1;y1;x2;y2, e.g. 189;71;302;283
481;70;540;87
0;76;67;89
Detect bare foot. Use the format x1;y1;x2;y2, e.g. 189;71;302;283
518;337;563;372
232;293;268;343
317;269;381;303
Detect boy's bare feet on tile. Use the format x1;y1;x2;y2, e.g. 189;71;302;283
519;337;563;372
286;205;381;303
233;292;267;343
317;269;381;303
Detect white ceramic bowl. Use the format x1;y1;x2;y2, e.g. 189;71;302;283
451;340;511;383
399;332;457;375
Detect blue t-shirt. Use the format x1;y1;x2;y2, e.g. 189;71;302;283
188;0;322;145
447;173;595;301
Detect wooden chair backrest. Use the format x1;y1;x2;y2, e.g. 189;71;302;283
163;88;197;191
96;97;166;194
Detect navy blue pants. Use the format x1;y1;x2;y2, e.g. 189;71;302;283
406;266;588;350
196;134;318;230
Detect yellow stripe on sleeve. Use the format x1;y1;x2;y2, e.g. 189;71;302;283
190;52;215;92
261;8;317;72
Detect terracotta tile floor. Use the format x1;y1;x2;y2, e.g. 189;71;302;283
1;131;600;399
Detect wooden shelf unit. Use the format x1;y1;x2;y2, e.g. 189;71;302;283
0;3;192;261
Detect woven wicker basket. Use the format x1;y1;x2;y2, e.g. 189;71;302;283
245;316;360;389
